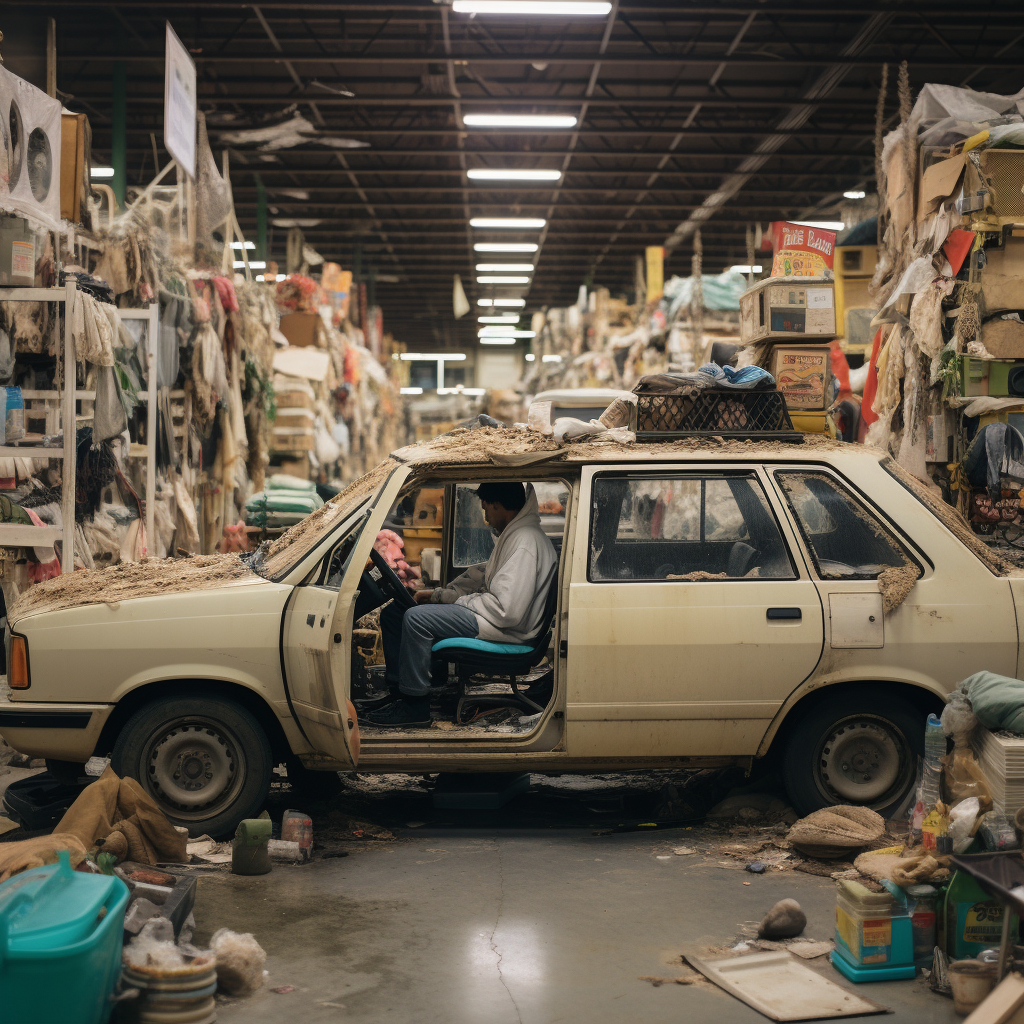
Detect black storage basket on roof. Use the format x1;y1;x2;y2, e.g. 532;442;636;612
634;384;802;443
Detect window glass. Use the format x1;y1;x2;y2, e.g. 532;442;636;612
321;510;371;589
453;480;570;568
776;470;911;579
589;474;794;581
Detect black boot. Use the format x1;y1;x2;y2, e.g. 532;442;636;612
365;696;432;728
354;684;400;712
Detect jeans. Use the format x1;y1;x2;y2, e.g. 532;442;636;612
380;602;479;698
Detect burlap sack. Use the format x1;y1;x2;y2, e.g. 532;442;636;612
787;805;886;859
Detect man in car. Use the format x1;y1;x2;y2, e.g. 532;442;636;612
365;481;558;728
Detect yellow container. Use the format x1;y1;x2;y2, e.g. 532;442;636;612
789;410;836;436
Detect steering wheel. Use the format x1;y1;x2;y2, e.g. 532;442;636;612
368;546;416;609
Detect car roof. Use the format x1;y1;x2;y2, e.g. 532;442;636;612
532;388;633;404
392;426;873;469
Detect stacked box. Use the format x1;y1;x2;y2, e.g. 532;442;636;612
739;277;837;344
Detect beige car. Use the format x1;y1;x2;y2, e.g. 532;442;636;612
1;431;1018;836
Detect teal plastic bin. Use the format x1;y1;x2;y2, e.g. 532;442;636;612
0;850;129;1024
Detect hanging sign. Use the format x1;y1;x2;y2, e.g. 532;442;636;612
770;221;836;277
163;22;197;177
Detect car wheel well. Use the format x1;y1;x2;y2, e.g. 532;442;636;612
94;681;292;764
767;680;945;756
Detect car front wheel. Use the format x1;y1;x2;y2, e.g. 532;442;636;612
781;686;924;817
111;695;273;839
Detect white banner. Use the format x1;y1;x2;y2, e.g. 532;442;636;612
164;22;197;178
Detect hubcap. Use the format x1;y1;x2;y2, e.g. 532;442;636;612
142;718;246;821
816;716;906;804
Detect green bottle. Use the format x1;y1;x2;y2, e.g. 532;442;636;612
943;869;1008;958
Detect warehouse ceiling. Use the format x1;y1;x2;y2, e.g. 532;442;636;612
23;1;1024;346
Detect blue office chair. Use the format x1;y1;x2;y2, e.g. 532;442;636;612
430;574;560;725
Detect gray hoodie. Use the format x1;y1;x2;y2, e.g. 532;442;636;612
431;484;558;643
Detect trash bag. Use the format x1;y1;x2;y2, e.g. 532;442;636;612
941;688;978;748
943;747;993;809
961;671;1024;733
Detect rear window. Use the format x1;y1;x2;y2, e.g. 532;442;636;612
776;470;910;579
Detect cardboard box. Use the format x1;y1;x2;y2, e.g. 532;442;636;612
983;317;1024;360
278;312;325;349
981;238;1024;312
740;277;836;344
769;345;832;409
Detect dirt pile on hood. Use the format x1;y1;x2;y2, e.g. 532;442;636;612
9;554;257;619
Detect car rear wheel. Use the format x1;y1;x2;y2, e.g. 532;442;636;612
781;686;924;817
111;695;272;839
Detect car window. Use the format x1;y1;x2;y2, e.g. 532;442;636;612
776;470;911;579
320;511;372;589
588;473;795;581
453;481;569;569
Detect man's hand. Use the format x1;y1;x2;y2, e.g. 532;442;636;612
413;589;435;605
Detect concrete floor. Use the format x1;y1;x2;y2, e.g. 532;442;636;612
196;823;962;1024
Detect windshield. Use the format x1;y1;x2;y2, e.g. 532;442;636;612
251;458;399;581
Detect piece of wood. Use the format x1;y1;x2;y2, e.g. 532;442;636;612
686;951;888;1022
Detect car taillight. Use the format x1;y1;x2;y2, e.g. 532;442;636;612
8;635;29;689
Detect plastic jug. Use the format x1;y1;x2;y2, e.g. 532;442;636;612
943;868;1011;958
832;879;915;982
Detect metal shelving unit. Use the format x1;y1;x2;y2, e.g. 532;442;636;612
0;281;76;573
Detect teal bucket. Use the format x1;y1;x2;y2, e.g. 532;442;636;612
0;850;129;1024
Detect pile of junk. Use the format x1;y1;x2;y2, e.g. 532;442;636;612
0;765;316;1024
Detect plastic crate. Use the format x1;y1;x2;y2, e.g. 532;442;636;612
635;386;801;442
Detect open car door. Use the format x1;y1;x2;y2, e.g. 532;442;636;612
281;467;407;763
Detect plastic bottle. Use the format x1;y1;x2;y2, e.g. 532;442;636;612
921;713;946;806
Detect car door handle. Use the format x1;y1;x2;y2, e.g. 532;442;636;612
767;607;801;621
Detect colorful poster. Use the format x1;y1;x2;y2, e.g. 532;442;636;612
770;221;836;277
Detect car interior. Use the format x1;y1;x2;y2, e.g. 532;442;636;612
343;475;572;734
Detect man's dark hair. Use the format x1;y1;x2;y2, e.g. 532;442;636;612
475;482;527;512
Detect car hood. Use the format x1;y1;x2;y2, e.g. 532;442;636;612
8;553;263;623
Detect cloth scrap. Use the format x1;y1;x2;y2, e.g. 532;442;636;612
55;766;187;865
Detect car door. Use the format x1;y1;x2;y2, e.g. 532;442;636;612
565;464;824;758
768;461;1018;687
280;466;408;761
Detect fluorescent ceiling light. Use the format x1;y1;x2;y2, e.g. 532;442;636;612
843;190;867;200
470;217;546;229
478;298;526;307
464;114;578;129
525;353;535;361
478;315;520;323
728;264;763;274
792;220;845;231
230;241;256;250
400;387;424;395
480;338;517;345
479;328;536;338
454;1;612;14
475;263;534;272
438;386;487;396
474;242;538;253
477;276;530;284
234;260;266;269
91;166;115;178
400;352;467;361
467;168;562;181
542;354;563;363
255;274;287;282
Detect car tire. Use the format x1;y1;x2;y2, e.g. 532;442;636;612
285;756;344;799
111;695;273;839
782;686;925;817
